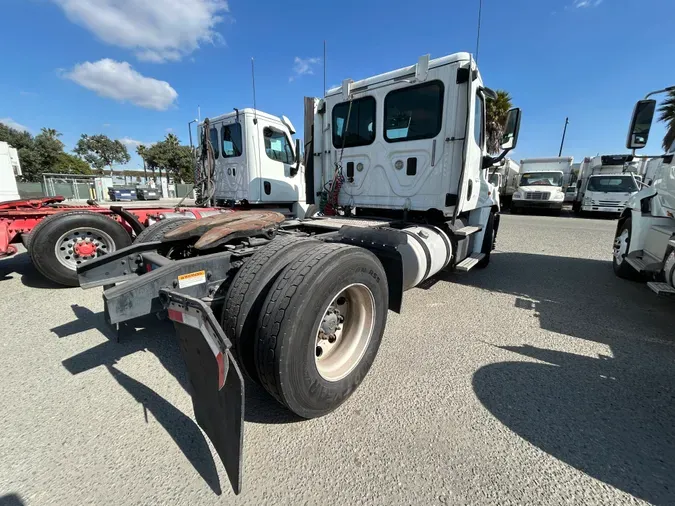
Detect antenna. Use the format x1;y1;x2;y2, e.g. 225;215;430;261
475;0;483;62
323;40;327;97
251;58;258;125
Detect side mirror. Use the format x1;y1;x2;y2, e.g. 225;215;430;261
501;108;521;151
626;99;656;150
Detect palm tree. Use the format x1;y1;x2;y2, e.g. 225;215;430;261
486;90;513;155
41;127;61;139
657;90;675;152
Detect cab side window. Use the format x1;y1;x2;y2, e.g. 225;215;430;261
474;94;485;148
264;127;294;164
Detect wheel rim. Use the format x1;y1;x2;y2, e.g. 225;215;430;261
314;283;375;382
613;229;629;265
54;227;116;271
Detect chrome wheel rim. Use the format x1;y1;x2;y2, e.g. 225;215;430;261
314;283;375;382
613;229;629;265
55;227;116;270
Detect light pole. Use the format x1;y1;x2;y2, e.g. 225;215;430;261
558;117;569;157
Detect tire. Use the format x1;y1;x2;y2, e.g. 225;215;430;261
476;212;495;268
256;243;388;418
221;235;320;382
134;217;193;243
29;210;132;287
612;217;640;280
572;202;581;214
510;205;520;215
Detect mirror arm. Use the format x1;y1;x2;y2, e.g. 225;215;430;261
483;147;511;169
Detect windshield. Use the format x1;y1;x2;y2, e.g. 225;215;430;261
587;176;638;193
520;172;563;187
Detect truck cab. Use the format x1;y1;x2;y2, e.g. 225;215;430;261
510;157;572;214
199;109;306;213
309;53;519;241
613;91;675;296
573;155;639;215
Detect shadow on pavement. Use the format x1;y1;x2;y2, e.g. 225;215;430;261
0;494;25;506
56;305;300;492
441;253;675;504
0;252;65;289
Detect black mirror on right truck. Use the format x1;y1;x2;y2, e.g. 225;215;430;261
501;108;521;151
626;99;656;150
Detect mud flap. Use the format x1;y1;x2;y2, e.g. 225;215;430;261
159;289;245;495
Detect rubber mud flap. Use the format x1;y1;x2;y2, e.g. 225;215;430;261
165;291;245;495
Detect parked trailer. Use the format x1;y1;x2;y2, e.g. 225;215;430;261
0;196;228;285
613;87;675;296
74;52;522;493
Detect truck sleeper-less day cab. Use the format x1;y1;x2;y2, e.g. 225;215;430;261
73;52;522;493
510;157;572;214
613;87;675;296
573;155;639;216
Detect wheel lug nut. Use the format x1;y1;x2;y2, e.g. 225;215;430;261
328;335;337;343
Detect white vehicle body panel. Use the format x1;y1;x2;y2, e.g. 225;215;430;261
0;141;21;203
511;158;571;209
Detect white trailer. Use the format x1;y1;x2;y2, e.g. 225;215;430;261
511;157;572;214
74;52;522;492
0;141;22;202
613;87;675;296
488;158;520;205
572;154;639;215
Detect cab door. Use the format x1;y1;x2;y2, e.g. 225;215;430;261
457;80;486;212
213;120;247;201
257;121;301;203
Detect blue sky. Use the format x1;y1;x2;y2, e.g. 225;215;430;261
1;0;674;171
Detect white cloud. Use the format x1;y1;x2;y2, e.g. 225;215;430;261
19;91;38;97
0;118;30;133
573;0;602;7
289;56;321;82
51;0;230;63
119;137;144;147
166;127;174;133
102;123;111;128
64;59;178;111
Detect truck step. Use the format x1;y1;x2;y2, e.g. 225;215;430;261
454;226;482;237
456;253;485;272
625;252;661;273
647;282;675;296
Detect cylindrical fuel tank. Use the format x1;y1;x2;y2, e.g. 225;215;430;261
399;225;453;290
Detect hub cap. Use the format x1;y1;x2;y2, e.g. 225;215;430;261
55;227;116;270
314;283;375;382
613;229;629;265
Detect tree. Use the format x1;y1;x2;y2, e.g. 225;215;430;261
33;128;65;174
53;152;92;175
74;134;130;176
486;90;513;155
657;90;675;152
144;134;195;184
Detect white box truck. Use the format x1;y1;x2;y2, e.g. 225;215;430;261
510;157;572;214
488;158;520;205
572;154;639;216
612;86;675;296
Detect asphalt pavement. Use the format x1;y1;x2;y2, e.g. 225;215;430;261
1;211;673;505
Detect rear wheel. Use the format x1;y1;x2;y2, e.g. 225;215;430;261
29;210;131;286
256;243;388;418
613;217;640;280
221;235;320;382
134;217;193;243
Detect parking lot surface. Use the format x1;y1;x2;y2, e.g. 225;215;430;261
1;213;673;505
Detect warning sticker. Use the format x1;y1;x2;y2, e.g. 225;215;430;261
178;270;207;289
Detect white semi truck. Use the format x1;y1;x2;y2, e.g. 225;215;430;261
612;86;675;296
74;52;522;492
572;154;639;216
0;141;22;202
488;158;520;205
510;157;572;214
